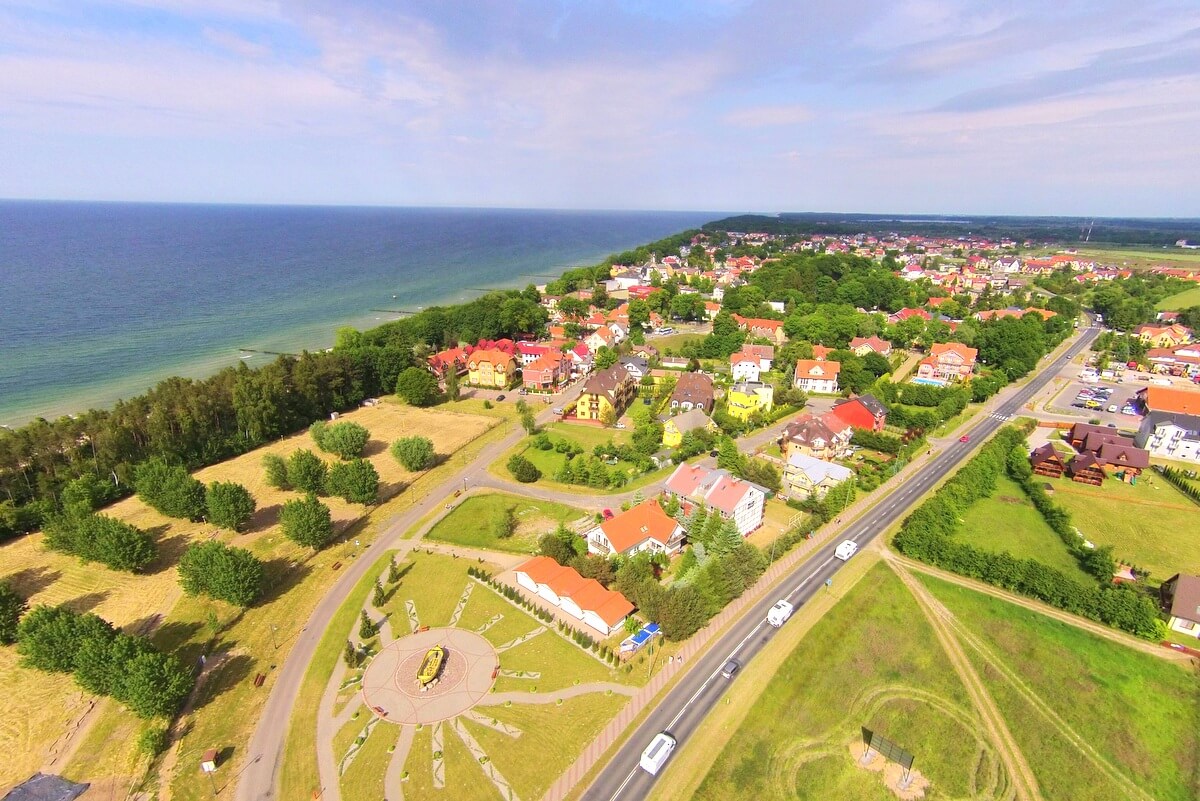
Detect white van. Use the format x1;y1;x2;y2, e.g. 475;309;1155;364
640;732;676;775
767;600;794;627
834;540;858;561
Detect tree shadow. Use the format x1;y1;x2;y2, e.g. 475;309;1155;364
247;503;280;534
191;652;255;712
145;526;188;574
3;565;62;596
61;591;110;614
378;480;409;501
362;439;389;458
260;557;313;604
152;620;205;654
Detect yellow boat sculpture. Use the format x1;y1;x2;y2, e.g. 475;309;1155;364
417;645;446;691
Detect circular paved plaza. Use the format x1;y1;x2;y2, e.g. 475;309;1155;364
361;627;498;725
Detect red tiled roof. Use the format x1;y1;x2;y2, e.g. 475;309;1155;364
598;500;680;553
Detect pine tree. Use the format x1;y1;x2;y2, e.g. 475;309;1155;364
344;640;359;668
373;579;386;608
359;610;376;640
712;518;743;555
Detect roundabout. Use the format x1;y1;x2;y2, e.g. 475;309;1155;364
360;627;498;725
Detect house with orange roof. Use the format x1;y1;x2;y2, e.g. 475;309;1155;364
811;345;834;361
513;556;635;635
975;307;1058;322
584;326;616;352
848;336;892;358
584;500;685;557
467;349;517;388
1137;385;1200;415
732;315;787;345
730;344;774;382
523;351;568;392
427;347;467;382
916;342;977;383
793;359;841;394
1134;323;1193;348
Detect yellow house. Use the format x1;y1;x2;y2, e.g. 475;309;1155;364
573;365;637;423
662;408;718;448
467;349;516;388
726;381;774;421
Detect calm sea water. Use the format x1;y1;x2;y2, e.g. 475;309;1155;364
0;202;711;425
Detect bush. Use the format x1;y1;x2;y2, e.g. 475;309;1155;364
391;436;436;471
137;726;170;757
205;481;257;532
0;581;26;644
286;450;328;494
133;457;206;521
178;540;266;607
262;453;289;489
313;421;371;460
506;454;541;483
60;474;121;511
280;494;335;549
396;367;439;407
326;459;380;504
42;509;157;573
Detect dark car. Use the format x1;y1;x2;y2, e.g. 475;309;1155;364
496;394;506;401
720;659;741;679
709;449;720;457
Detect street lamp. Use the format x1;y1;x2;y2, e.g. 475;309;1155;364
271;624;279;650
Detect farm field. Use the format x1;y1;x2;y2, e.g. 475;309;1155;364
921;573;1200;801
0;401;507;799
686;562;993;801
1046;472;1200;580
292;551;640;801
956;475;1093;584
1051;246;1200;269
424;493;587;554
1156;285;1200;310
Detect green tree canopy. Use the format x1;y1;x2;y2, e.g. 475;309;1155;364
506;454;541;483
326;459;380;505
178;540;266;607
312;420;371;460
133;457;206;521
280;494;335;549
0;581;26;644
396;367;439;407
205;481;257;532
390;436;436;471
286;449;328;494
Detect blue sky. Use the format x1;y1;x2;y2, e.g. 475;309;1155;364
1;0;1199;215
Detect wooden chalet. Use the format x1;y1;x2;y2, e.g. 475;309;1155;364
1067;452;1107;486
1096;441;1150;479
1067;422;1114;451
1029;443;1066;478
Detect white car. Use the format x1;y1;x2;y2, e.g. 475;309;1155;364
640;732;676;775
834;540;858;561
766;599;794;627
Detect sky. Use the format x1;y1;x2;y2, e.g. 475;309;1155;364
2;0;1200;216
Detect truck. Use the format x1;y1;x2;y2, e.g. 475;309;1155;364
767;600;794;627
640;732;676;775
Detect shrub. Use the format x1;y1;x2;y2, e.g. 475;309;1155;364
262;453;289;489
133;457;206;521
138;726;169;757
280;494;335;550
326;459;380;504
313;421;371;460
42;510;156;573
0;581;26;644
178;540;266;607
205;481;257;532
286;450;327;494
506;454;541;483
391;436;436;471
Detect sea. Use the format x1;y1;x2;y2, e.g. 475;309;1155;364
0;202;713;426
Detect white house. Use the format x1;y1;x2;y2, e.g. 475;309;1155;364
730;345;774;383
793;359;841;394
513;556;635;636
663;463;766;537
1135;411;1200;463
585;500;685;557
782;452;854;500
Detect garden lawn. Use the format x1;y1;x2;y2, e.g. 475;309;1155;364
339;719;403;801
456;581;548;651
425;493;586;554
492;422;671;495
492;625;622;693
464;693;629;800
401;720;502;801
921;573;1200;801
650;332;704;353
1047;473;1200;579
378;552;478;630
692;563;985;801
956;475;1094;584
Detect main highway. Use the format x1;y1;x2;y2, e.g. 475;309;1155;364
582;321;1099;801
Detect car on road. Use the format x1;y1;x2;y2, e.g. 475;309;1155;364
553;407;564;415
615;422;627;429
834;540;858;561
720;658;742;679
767;600;794;627
640;732;676;775
959;435;970;443
496;394;506;401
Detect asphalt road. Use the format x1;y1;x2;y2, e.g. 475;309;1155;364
582;322;1100;801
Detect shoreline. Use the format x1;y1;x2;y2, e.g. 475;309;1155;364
0;266;574;427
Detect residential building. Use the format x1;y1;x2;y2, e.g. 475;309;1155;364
726;382;774;421
730;344;775;382
467;349;516;388
1160;573;1200;640
732;315;787;345
663;464;766;536
584;326;616;352
793;359;841;394
780;412;853;461
618;356;650;381
585;500;685;557
1134;323;1193;348
1135;411;1200;462
1028;443;1066;478
522;351;568;392
1137;386;1200;416
514;557;635;636
573;365;637;423
782;452;854;500
516;341;551;366
1067;453;1106;486
915;342;977;383
811;345;834;361
662;408;718;448
830;394;888;431
670;372;715;412
427;347;467;382
848;336;893;358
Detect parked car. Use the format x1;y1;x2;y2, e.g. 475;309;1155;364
959;435;970;443
496;394;506;401
602;508;614;520
1107;405;1118;413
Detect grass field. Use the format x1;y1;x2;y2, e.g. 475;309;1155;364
1053;246;1200;269
921;573;1200;801
1157;285;1200;311
490;422;671;495
689;562;991;801
425;493;586;554
957;475;1094;584
649;332;705;353
0;401;509;799
1047;472;1200;580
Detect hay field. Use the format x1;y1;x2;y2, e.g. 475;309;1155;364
0;402;499;794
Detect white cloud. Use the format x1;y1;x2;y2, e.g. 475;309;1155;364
723;104;812;128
